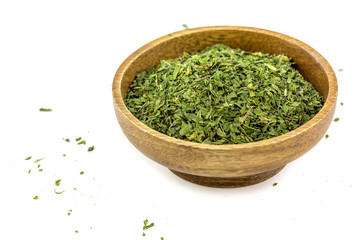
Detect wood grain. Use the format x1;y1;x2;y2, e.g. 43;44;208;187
112;26;338;187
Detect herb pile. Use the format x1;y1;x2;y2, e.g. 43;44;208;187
125;44;324;144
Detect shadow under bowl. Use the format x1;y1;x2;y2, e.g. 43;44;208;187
112;26;337;188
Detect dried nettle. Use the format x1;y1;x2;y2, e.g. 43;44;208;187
125;44;323;144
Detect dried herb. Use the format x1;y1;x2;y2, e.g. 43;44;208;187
39;108;52;112
273;182;278;186
325;134;329;139
334;118;339;122
78;140;86;145
25;156;31;160
80;171;84;175
75;137;82;141
33;195;39;200
340;102;344;106
87;146;95;152
54;189;64;194
34;157;45;163
143;219;154;230
125;44;324;144
64;138;70;142
55;179;61;186
182;24;188;29
68;209;72;216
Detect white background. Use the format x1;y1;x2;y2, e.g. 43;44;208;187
1;0;359;239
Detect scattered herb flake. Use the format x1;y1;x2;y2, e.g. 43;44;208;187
63;154;66;157
33;195;39;200
38;169;43;172
34;157;45;163
37;164;40;168
25;156;32;160
55;179;61;186
143;219;154;230
168;33;172;36
87;146;95;152
334;118;340;122
74;187;78;191
340;102;344;106
28;169;31;174
325;134;329;139
75;231;78;233
80;171;84;175
54;188;64;194
39;108;52;112
182;24;188;29
78;140;86;145
273;183;278;186
64;138;70;142
67;209;72;216
75;137;82;141
143;232;145;236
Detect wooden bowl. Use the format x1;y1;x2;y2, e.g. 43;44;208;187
112;26;337;188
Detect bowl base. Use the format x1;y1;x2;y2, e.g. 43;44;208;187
170;166;285;188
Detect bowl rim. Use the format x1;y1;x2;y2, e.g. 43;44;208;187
113;25;338;150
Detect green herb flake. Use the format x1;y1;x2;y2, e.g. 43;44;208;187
38;169;43;172
75;137;82;141
78;140;86;145
340;102;344;106
55;179;61;186
39;108;52;112
54;189;64;194
143;219;154;230
125;44;324;145
182;24;189;29
34;157;45;163
33;195;39;200
273;183;278;186
87;146;95;152
168;33;172;37
67;209;72;216
80;171;84;175
64;138;70;142
25;156;32;160
28;169;31;174
74;187;78;191
75;231;78;233
142;232;145;236
161;238;164;240
334;118;340;122
325;134;329;139
37;164;40;168
62;154;66;157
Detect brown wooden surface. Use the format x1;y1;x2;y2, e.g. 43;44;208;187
112;26;338;187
